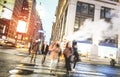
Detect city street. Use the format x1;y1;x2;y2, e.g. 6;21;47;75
1;0;120;77
0;48;120;77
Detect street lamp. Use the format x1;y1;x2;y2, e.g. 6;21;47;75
38;29;46;48
38;30;46;33
38;30;46;40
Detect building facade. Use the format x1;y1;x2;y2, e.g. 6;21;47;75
0;18;10;38
51;0;120;63
0;0;44;48
7;0;24;41
5;0;43;44
0;0;14;38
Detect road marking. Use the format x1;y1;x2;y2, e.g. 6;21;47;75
75;70;106;77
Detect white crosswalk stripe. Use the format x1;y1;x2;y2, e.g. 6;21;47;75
9;55;107;77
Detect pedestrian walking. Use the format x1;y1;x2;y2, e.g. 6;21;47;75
63;41;73;75
30;40;39;63
41;41;49;64
49;41;60;75
72;40;81;71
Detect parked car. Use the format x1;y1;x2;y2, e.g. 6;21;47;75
1;40;15;47
16;43;28;48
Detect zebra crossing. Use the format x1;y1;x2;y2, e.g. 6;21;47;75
9;55;67;77
9;55;107;77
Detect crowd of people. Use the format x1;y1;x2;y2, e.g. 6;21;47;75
29;38;81;75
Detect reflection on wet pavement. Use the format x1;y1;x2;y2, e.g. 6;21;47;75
9;62;67;77
9;63;36;75
9;69;33;75
9;63;108;77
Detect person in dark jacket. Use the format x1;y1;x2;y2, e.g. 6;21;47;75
72;40;81;71
41;41;49;64
30;41;39;63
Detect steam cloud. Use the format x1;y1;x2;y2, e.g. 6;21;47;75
72;11;120;43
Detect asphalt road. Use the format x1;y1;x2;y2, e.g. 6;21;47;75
0;48;120;77
0;52;25;77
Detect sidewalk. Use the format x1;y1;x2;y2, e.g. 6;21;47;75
81;57;110;65
80;56;120;67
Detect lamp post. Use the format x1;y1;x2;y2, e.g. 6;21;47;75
38;30;46;41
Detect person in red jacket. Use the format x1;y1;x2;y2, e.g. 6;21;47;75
63;41;73;75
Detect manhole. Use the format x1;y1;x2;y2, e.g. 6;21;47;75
9;69;33;75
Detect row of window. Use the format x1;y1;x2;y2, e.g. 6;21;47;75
76;2;111;19
76;2;95;15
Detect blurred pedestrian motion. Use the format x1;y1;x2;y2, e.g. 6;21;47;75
41;41;49;64
30;40;39;63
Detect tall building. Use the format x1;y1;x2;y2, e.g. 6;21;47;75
52;0;120;41
27;0;43;42
51;0;120;63
7;0;24;40
6;0;43;44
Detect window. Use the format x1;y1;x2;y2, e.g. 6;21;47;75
101;7;105;18
105;8;111;18
81;3;88;14
100;7;111;19
76;2;81;12
89;5;95;15
75;2;94;32
76;2;95;16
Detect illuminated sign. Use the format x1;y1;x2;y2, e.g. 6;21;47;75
17;20;27;33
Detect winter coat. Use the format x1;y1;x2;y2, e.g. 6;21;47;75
63;47;73;58
31;42;38;54
49;44;60;60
